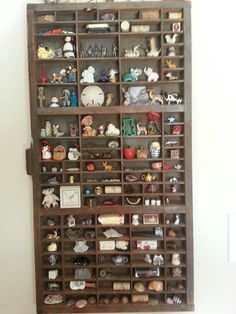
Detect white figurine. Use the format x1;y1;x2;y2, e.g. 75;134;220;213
108;68;118;83
105;123;120;136
63;36;75;58
52;125;64;137
144;67;159;82
80;66;95;83
132;214;140;225
146;37;161;57
165;34;178;44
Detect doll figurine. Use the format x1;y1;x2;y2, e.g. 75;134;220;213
41;140;52;160
63;36;75;58
70;90;78;107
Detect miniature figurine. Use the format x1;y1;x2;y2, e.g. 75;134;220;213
97;124;105;136
108;68;118;83
153;254;164;266
149;141;161;158
144;254;152;264
124;45;140;57
37;87;45;107
87;45;93;57
165;59;176;69
81;115;96;137
100;45;107;57
146;37;161;57
42;187;59;209
144;67;159;82
80;66;95;83
148;88;164;105
66;65;77;82
52;124;64;137
165;72;178;80
122;86;150;106
67;215;76;227
136;122;147;136
105;123;120;136
171;253;181;266
122;68;142;82
165;34;178;44
132;214;140;225
168;46;176;57
112;43;118;57
174;214;180;224
94;43;99;57
70;90;77;107
102;161;113;171
70;124;78;137
63;36;75;58
45;121;52;137
37;44;55;59
105;93;114;106
163;92;182;105
41;140;52;160
172;267;182;278
54;47;63;58
97;71;110;83
80;45;85;58
61;89;70;107
68;147;81;160
51;68;66;83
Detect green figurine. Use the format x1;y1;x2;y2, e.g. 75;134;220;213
37;87;45;107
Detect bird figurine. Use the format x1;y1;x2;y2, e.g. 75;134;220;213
165;34;178;44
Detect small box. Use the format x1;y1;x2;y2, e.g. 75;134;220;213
137;240;157;250
168;11;182;19
104;186;122;194
141;9;160;20
99;240;115;251
170;149;180;159
131;25;150;33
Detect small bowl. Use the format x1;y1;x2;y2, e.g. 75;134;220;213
151;162;162;171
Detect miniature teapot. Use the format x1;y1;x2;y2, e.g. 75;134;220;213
112;255;128;265
142;173;156;182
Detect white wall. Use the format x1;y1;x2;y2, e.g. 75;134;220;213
0;0;236;313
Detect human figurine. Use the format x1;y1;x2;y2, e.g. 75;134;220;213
109;68;118;83
50;96;60;108
112;43;118;57
80;45;85;58
70;90;78;107
41;140;52;160
87;45;93;58
100;45;107;57
132;214;140;225
61;89;70;107
37;86;45;107
66;65;77;83
94;44;99;58
63;36;75;58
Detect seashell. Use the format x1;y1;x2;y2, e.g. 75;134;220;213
103;228;123;238
148;280;163;292
44;294;63;305
134;282;145;292
69;280;85;290
76;299;87;308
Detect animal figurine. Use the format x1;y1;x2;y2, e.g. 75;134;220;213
165;72;178;80
165;34;178;44
102;161;113;171
109;68;118;83
122;68;142;82
165;59;176;69
136;122;147;136
148;88;164;105
122;87;150;106
63;36;75;58
69;124;78;137
105;93;114;106
37;44;55;59
51;69;66;83
80;66;95;83
52;125;64;137
168;47;176;57
124;45;140;57
42;188;59;209
61;89;70;107
146;37;161;57
37;87;45;107
144;67;159;82
105;123;120;136
70;90;77;107
66;65;77;82
164;93;182;105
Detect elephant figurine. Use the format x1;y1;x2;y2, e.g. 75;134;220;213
122;68;142;82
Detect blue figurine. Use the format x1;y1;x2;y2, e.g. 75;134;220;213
70;90;78;107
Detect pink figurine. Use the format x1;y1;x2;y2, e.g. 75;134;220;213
41;140;52;160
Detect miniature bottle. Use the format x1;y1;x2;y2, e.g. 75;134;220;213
45;121;52;137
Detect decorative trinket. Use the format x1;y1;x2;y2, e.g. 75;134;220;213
122;117;136;136
47;282;60;291
53;145;66;161
94;185;103;195
148;280;163;292
112;255;129;265
136;122;147;136
172;22;181;32
165;34;178;44
170;149;180;159
103;228;123;238
48;269;58;280
63;36;75;58
51;69;66;83
42;188;59;209
122;68;142;82
164;92;182;105
123;147;136;159
81;85;104;107
144;67;159;82
105;93;114;106
37;44;55;59
165;59;177;69
97;70;110;83
174;214;180;224
102;161;113;171
108;68;118;83
148;88;164;105
98;214;125;225
37;87;45;107
136;147;148;159
76;299;87;309
149;141;161;158
113;282;131;291
155;227;164;238
168;11;182;19
48;254;57;266
47;230;60;240
146;37;161;57
120;20;130;32
172;125;182;135
80;66;95;83
124;45;140;58
68;147;80;160
67;215;76;227
125;197;141;205
105;123;120;136
73;241;89;253
168;46;176;57
167;295;182;304
69;124;78;137
171;253;181;266
166;72;178;80
153;254;164;266
50;96;60;108
44;295;63;305
52;124;64;137
144;254;152;264
66;64;77;82
47;242;57;252
173;267;182;278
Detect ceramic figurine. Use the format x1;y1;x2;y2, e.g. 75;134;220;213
97;124;105;136
87;45;93;57
144;254;152;264
149;141;161;158
70;90;78;107
166;72;178;80
171;253;181;266
174;214;180;224
37;44;55;59
80;66;95;83
48;254;57;266
112;255;128;265
67;215;76;227
38;87;45;107
122;68;142;82
108;68;118;83
68;147;81;160
45;121;52;137
70;124;78;137
51;69;66;83
97;71;110;82
102;161;113;171
63;36;75;58
66;65;77;82
105;123;120;136
164;93;182;105
124;45;140;57
105;93;114;106
112;43;118;57
165;59;176;69
41;140;52;160
165;34;178;44
136;122;147;136
100;45;107;57
144;67;159;82
172;267;182;278
52;124;64;137
153;254;164;266
146;37;161;57
148;88;164;105
168;46;176;57
61;89;70;107
122;86;150;106
132;214;140;225
42;187;59;208
94;43;99;57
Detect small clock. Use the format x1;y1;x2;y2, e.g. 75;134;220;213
81;85;104;107
60;186;81;208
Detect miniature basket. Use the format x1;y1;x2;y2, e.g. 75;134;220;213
53;145;66;161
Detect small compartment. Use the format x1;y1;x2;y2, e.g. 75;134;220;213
120;9;140;20
80;60;119;83
99;10;118;21
35;23;76;35
78;10;97;21
78;22;118;33
80;38;119;58
56;11;76;22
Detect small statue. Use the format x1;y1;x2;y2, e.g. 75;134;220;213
148;88;164;105
69;124;78;137
66;65;77;82
105;123;120;136
41;140;52;160
112;43;118;57
42;187;59;209
97;71;110;83
37;44;55;59
50;96;60;108
100;45;107;57
61;89;70;107
132;214;140;225
124;45;140;57
52;124;64;137
63;36;75;58
102;161;113;171
144;67;159;82
165;59;176;69
80;45;85;58
165;72;178;80
80;66;95;83
168;46;176;57
136;122;147;136
165;34;178;44
122;68;142;82
51;69;66;83
37;87;45;107
94;44;99;57
97;124;105;135
146;37;161;57
108;68;118;83
70;90;77;107
87;45;93;57
105;93;114;106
